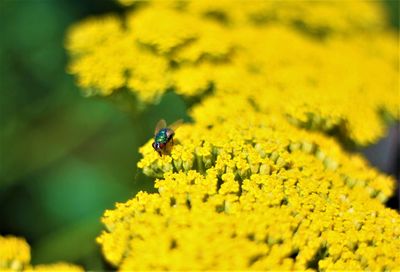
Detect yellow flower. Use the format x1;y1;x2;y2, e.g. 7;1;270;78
140;103;395;202
0;236;30;271
104;102;398;270
98;167;400;270
0;236;83;272
24;263;83;272
66;1;398;144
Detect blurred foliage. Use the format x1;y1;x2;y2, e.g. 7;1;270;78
384;0;399;29
0;0;397;270
0;0;188;269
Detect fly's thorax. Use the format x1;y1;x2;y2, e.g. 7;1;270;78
155;128;173;144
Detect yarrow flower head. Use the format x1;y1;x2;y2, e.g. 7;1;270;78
98;165;400;270
0;235;83;271
96;98;399;270
139;100;395;203
66;0;399;145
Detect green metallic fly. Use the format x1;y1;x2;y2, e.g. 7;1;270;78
152;119;182;156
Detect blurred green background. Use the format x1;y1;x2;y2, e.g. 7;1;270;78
0;0;398;270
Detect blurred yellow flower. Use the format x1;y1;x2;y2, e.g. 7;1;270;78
66;0;399;145
0;236;83;272
0;236;30;271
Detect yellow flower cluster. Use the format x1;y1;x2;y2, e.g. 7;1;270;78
99;158;400;269
66;0;398;144
0;236;83;272
97;95;399;269
139;103;395;203
118;0;387;35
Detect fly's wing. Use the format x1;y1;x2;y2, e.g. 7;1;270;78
168;119;184;132
154;119;167;136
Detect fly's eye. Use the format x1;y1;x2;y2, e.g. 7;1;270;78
152;142;157;150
